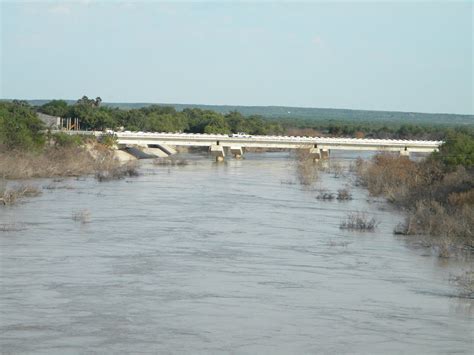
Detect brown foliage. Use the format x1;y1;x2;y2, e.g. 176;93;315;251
340;212;378;231
0;146;96;179
358;153;474;253
0;181;41;205
0;144;138;181
286;128;322;137
294;149;319;186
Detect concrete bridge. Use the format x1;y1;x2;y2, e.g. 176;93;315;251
109;131;442;161
64;130;442;161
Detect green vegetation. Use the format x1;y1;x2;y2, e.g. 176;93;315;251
433;132;474;168
28;99;474;127
0;100;137;180
356;132;474;255
30;96;473;140
36;97;283;135
0;101;45;151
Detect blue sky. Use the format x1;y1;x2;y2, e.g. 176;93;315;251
1;0;472;114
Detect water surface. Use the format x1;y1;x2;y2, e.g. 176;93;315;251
1;152;473;353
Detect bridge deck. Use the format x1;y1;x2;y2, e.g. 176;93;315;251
63;130;442;153
113;132;442;153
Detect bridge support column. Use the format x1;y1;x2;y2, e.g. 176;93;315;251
400;149;410;157
308;147;321;162
230;146;243;159
320;148;330;160
210;144;225;162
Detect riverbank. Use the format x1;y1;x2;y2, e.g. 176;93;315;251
355;153;473;256
0;143;137;180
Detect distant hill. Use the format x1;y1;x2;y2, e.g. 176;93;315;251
25;99;474;127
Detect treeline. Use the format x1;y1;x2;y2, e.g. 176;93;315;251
278;118;473;141
1;97;473;152
37;96;473;140
38;96;284;135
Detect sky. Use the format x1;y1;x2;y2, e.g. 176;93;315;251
0;0;472;114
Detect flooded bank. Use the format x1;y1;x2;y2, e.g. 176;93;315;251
1;152;473;353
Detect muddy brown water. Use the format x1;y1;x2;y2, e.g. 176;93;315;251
1;152;473;354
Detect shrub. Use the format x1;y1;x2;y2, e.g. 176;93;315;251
153;157;189;166
0;101;45;151
357;153;419;204
294;149;320;186
72;209;91;224
434;132;474;168
51;132;84;148
316;191;335;200
0;181;41;205
99;133;118;148
340;212;378;231
330;161;344;178
337;189;353;201
450;270;474;299
94;151;139;182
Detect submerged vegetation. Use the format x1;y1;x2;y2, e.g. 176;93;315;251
72;209;91;224
0;180;41;206
294;149;320;186
340;212;378;231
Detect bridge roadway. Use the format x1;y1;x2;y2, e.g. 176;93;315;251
68;131;443;160
116;131;440;150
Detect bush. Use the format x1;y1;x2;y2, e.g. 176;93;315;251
357;152;474;252
337;189;353;201
94;150;139;182
72;209;91;224
340;212;378;231
450;270;474;299
0;101;45;151
99;133;118;147
316;191;335;200
0;180;41;205
153;157;189;166
51;132;84;148
294;149;320;186
434;132;474;168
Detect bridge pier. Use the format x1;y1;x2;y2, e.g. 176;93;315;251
210;144;225;162
308;147;321;161
230;146;243;159
320;148;330;160
400;148;410;157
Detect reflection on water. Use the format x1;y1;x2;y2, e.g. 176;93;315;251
1;152;473;353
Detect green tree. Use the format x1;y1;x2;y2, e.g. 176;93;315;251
0;102;45;150
39;100;69;117
434;132;474;168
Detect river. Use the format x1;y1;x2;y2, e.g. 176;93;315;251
1;152;473;354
